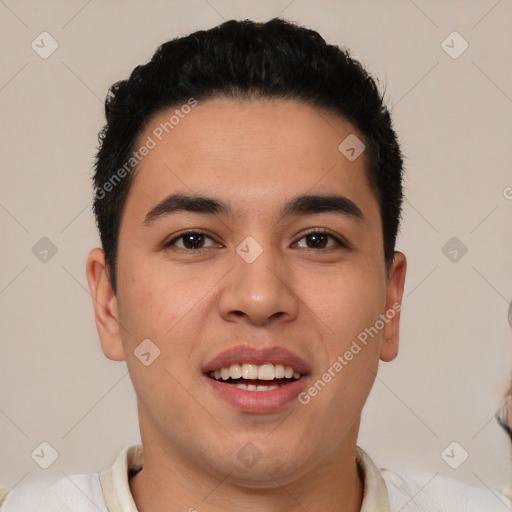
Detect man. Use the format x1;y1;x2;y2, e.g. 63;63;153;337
1;17;509;512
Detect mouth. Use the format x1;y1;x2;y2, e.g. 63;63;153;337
202;346;310;413
207;363;303;392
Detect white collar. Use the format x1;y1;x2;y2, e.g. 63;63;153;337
99;444;390;512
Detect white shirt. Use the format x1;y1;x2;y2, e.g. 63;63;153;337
1;445;510;511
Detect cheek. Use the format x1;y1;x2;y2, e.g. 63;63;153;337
302;262;384;401
114;261;205;415
303;262;385;344
116;253;209;340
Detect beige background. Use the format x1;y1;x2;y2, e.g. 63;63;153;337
1;0;511;497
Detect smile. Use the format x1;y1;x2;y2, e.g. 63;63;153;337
207;363;302;391
202;345;310;412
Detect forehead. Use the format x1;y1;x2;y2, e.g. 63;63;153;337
124;97;379;226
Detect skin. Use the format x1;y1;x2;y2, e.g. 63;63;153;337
86;97;407;512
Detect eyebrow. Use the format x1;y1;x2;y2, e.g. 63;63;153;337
143;193;365;225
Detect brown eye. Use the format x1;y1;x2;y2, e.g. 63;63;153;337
295;230;345;250
165;231;219;251
304;232;329;249
180;233;206;249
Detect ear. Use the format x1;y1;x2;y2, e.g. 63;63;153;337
86;248;125;361
380;251;407;363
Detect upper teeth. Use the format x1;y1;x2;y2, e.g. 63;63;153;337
209;363;301;381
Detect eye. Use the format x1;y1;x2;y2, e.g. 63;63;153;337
164;231;221;251
295;229;346;250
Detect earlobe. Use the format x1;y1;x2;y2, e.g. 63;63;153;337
380;337;397;362
86;248;125;361
380;251;407;363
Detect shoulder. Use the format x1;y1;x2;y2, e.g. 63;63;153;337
0;472;108;512
380;467;512;512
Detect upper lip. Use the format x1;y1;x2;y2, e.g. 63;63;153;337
202;345;311;375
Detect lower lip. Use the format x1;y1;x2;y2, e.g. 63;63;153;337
203;375;307;413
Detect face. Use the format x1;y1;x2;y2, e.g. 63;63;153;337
87;97;406;487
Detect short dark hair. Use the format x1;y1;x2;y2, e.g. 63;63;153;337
93;18;404;292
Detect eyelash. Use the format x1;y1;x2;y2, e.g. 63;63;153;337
163;228;348;253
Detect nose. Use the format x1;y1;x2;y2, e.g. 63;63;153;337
218;244;299;326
